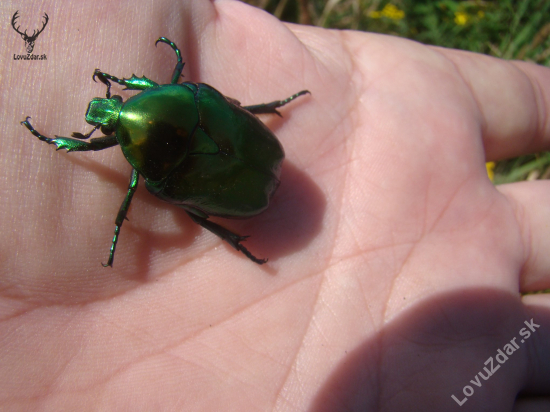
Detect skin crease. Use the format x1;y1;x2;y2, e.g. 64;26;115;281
2;0;550;410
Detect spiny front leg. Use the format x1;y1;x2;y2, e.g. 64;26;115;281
93;69;159;92
244;90;310;117
21;117;118;152
103;169;140;267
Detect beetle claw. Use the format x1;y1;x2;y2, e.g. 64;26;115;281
237;242;267;264
233;235;267;264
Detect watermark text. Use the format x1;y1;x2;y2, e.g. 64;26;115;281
451;318;540;406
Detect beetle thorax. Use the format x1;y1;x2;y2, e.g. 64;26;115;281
116;85;199;182
85;95;123;131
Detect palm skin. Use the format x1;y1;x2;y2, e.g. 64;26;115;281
1;1;550;411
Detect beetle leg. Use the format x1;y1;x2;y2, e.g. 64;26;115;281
185;211;267;265
244;90;310;117
103;169;140;267
93;69;158;92
22;117;118;152
93;70;114;98
155;37;185;84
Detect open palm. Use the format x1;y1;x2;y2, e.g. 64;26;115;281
2;1;550;411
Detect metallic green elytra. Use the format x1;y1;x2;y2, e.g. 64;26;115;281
22;37;310;267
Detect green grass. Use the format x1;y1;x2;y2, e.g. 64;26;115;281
244;0;550;184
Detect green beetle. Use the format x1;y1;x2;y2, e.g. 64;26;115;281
22;37;309;267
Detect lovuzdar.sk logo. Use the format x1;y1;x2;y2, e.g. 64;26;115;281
12;10;48;60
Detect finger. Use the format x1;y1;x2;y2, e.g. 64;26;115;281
479;179;550;393
521;294;550;395
498;180;550;292
436;48;550;160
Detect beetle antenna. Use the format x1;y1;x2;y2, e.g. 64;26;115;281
72;124;100;140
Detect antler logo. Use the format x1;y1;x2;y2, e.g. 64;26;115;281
11;11;49;54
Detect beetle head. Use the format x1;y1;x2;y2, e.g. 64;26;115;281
85;95;123;133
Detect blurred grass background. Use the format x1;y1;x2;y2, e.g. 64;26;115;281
243;0;550;185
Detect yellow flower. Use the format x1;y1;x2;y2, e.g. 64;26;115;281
382;4;405;20
486;162;495;182
369;4;405;20
454;11;469;26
